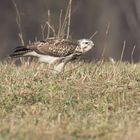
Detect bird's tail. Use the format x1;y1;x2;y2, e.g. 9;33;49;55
10;46;32;57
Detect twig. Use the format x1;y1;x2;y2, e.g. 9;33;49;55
90;31;98;39
12;0;24;45
95;23;111;76
41;22;47;40
61;11;68;37
131;45;136;63
120;40;126;61
41;10;51;40
46;22;56;37
66;0;72;39
60;1;71;38
101;23;110;58
57;10;63;38
46;10;51;39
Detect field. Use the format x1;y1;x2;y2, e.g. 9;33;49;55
0;61;140;140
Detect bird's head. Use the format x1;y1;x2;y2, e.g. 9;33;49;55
76;39;95;53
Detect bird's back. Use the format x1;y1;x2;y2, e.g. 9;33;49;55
28;38;79;57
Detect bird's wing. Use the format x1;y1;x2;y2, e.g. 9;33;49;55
28;39;79;57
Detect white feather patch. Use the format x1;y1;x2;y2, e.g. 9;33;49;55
39;55;59;64
24;51;60;64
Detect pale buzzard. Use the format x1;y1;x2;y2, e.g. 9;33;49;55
10;38;95;73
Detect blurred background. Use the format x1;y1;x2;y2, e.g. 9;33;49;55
0;0;140;62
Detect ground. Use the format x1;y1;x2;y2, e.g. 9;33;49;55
0;60;140;140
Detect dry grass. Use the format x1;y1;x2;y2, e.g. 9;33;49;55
0;61;140;140
8;1;140;139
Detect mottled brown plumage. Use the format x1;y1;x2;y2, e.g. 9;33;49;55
28;39;79;57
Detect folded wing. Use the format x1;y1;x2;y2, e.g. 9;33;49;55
28;39;79;57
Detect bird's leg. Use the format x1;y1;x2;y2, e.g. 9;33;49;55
53;62;65;74
51;58;65;74
53;57;74;73
51;54;77;74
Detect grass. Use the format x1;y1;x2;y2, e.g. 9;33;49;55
0;61;140;140
8;0;140;139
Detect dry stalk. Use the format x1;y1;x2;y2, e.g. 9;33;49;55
101;23;110;59
120;40;126;61
40;0;73;40
60;11;68;38
46;10;51;39
66;0;72;39
131;45;136;63
12;0;24;46
41;22;47;40
41;10;54;40
46;22;56;37
60;0;72;38
93;23;110;78
57;10;63;38
90;31;98;40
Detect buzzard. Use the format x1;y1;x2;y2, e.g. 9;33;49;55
10;38;95;73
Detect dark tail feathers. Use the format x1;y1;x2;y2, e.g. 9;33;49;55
10;46;31;57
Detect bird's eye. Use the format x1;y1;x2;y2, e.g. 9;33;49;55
85;42;89;44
